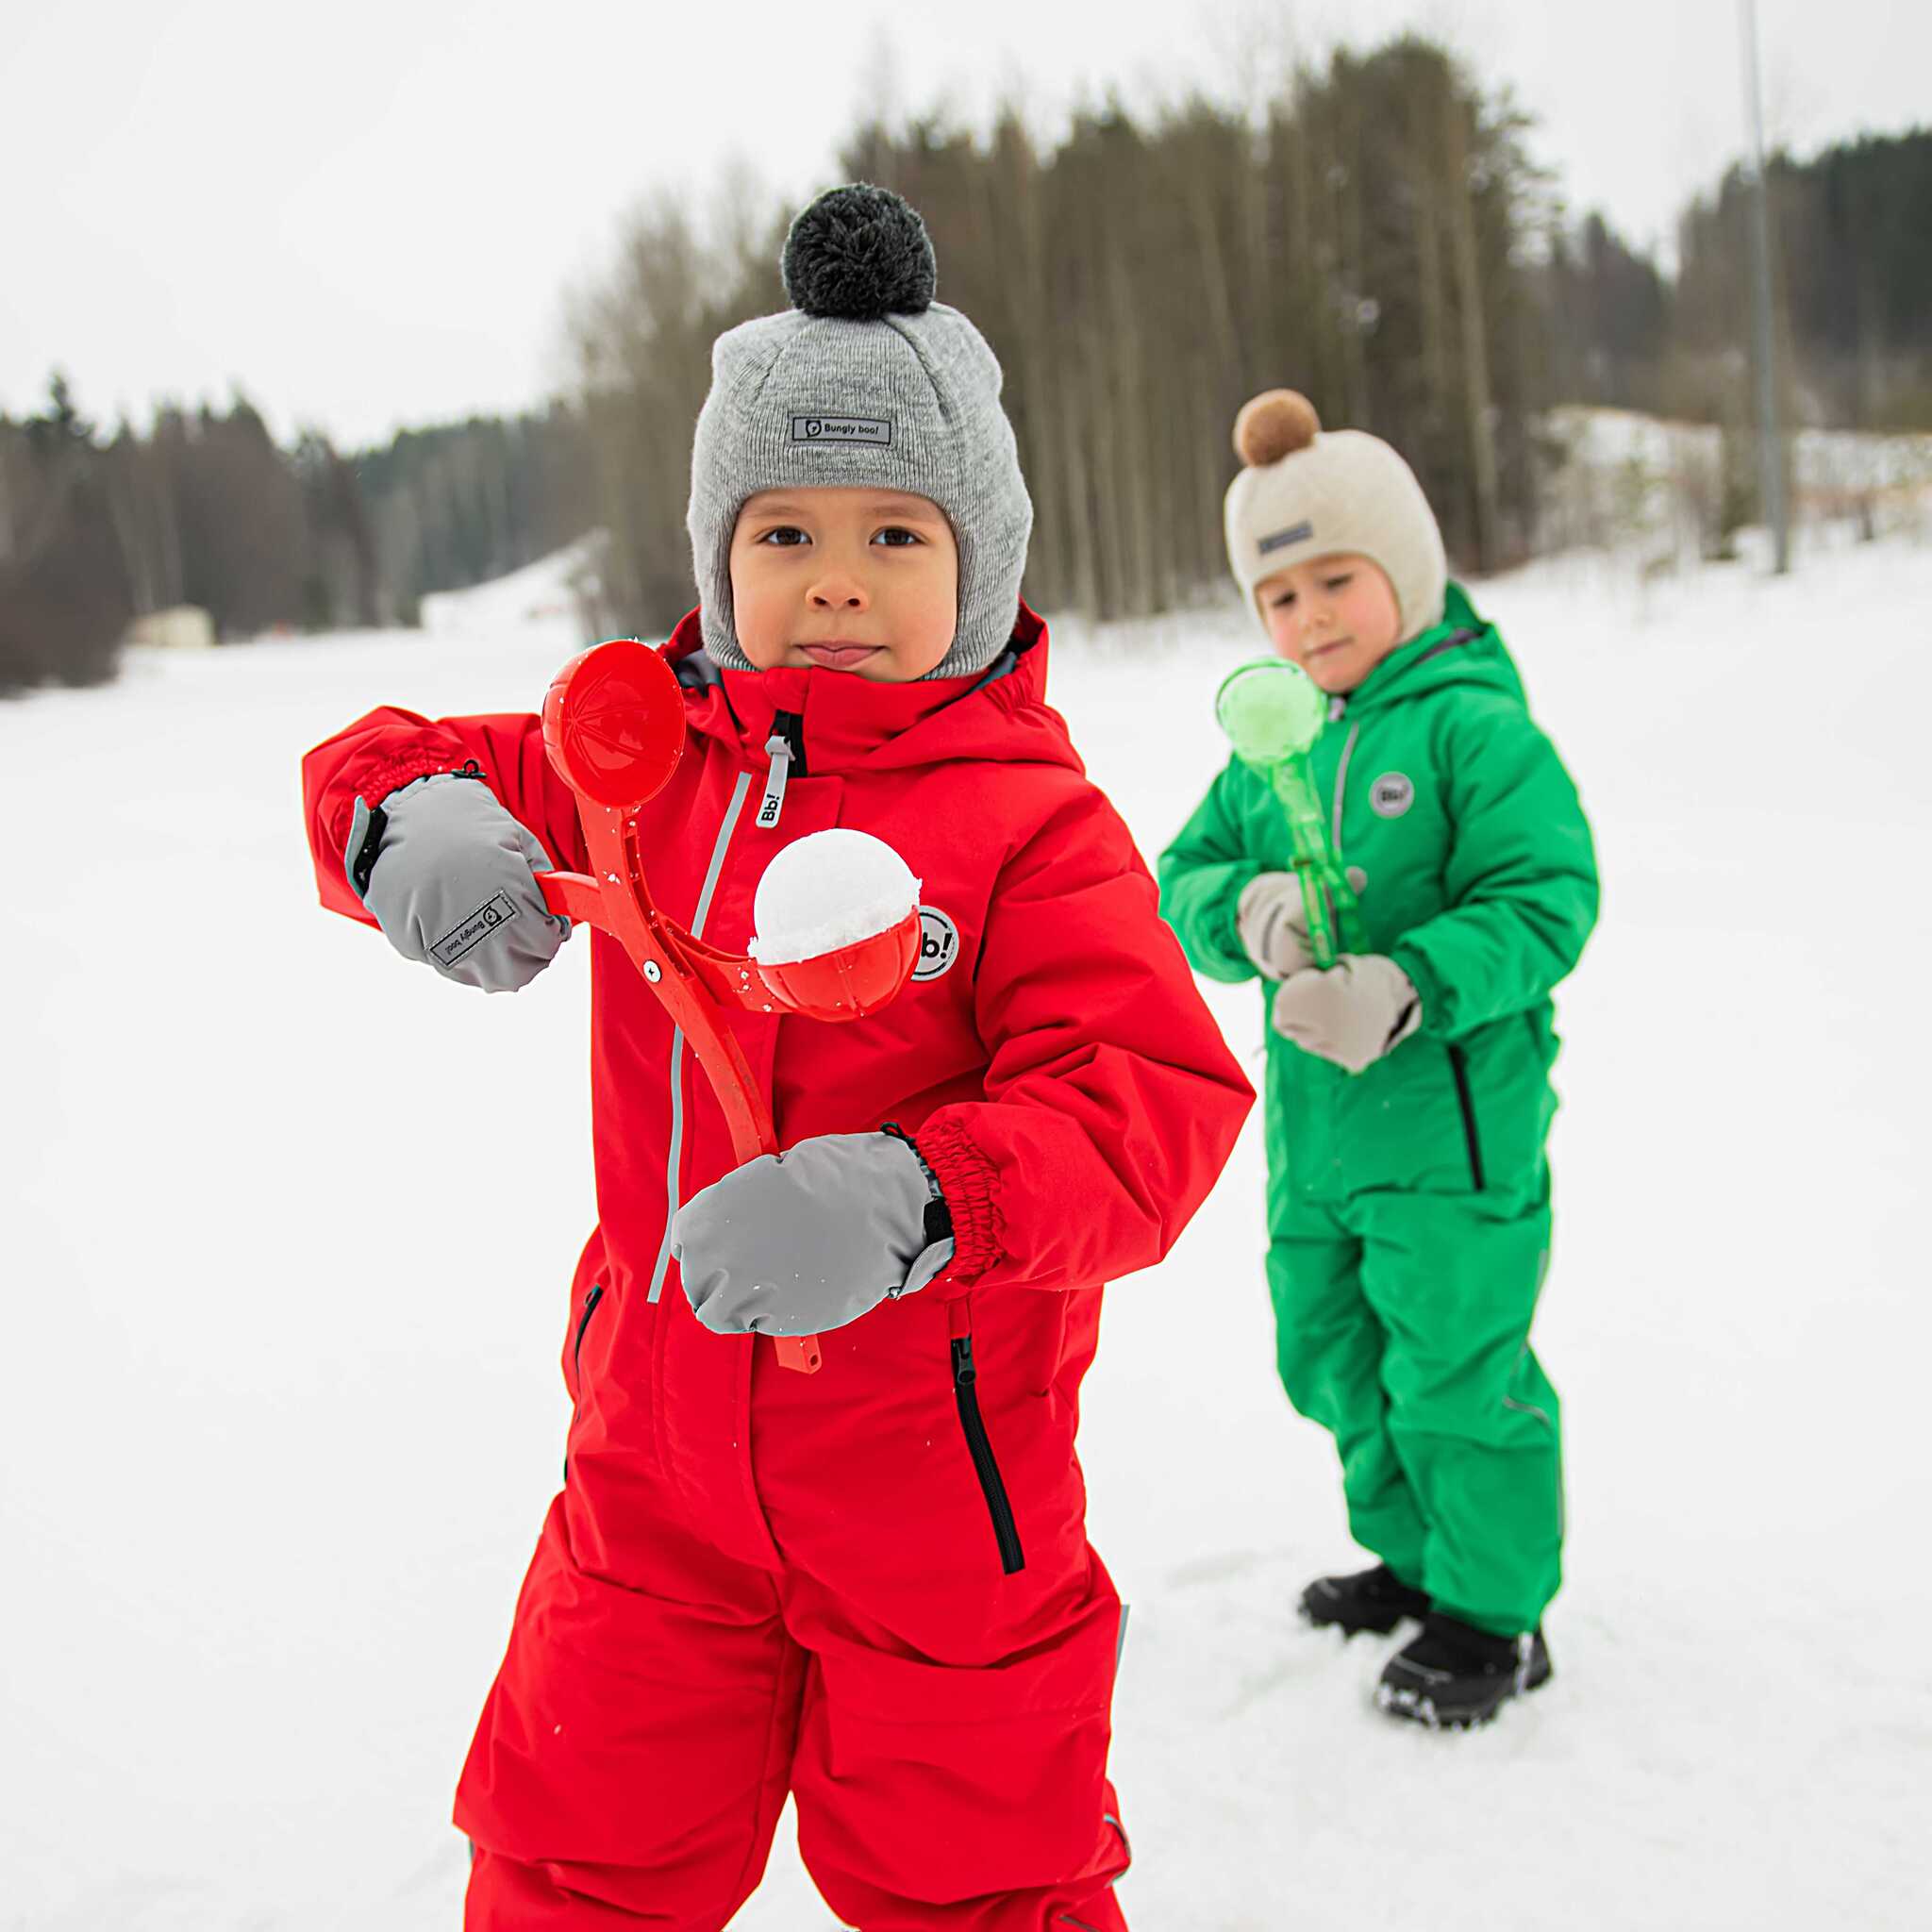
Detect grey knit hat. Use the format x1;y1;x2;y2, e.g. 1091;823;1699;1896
688;185;1033;678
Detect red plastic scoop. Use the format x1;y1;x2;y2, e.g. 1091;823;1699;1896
535;640;922;1374
542;637;687;810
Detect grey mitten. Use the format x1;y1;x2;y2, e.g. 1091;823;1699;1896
1238;871;1316;981
671;1130;955;1339
1271;955;1422;1074
345;772;569;992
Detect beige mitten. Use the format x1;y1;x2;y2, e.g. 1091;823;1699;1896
1237;872;1317;981
1271;955;1422;1074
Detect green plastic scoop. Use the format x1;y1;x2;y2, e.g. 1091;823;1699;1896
1215;653;1329;762
1214;658;1366;969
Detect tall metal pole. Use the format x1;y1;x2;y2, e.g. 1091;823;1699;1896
1741;0;1790;573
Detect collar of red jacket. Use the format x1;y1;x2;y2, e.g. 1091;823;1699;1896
663;602;1082;776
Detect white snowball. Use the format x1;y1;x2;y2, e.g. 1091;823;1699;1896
750;828;921;966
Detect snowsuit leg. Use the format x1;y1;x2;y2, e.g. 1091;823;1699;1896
457;1295;1136;1932
457;1494;808;1932
1264;1197;1430;1590
782;1575;1131;1931
1348;1178;1563;1636
753;1303;1134;1932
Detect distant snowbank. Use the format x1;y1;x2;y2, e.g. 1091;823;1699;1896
419;533;604;639
1542;404;1932;565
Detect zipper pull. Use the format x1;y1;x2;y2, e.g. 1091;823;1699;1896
950;1334;976;1390
757;731;792;829
1327;695;1348;723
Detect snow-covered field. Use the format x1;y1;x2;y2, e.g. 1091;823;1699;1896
5;537;1929;1930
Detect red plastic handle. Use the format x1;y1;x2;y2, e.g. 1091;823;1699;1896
538;641;823;1374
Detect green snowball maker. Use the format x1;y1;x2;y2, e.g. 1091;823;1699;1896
1212;658;1365;969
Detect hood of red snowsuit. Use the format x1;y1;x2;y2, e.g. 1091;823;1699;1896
675;602;1085;775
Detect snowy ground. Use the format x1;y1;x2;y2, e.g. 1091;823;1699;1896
5;535;1929;1930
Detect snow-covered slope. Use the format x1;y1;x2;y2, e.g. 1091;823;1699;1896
4;540;1928;1929
418;536;600;638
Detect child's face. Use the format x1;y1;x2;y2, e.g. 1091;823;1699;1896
1255;553;1403;694
728;488;960;681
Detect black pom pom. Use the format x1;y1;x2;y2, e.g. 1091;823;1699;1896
782;185;937;321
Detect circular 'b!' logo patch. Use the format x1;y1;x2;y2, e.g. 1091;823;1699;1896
1370;773;1416;819
912;907;960;981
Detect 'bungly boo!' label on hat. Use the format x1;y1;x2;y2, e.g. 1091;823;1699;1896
791;414;893;446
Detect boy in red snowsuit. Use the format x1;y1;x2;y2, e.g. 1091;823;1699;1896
302;187;1251;1930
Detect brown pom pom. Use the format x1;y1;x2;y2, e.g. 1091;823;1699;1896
1233;390;1321;467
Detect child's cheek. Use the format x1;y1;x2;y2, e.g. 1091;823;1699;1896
732;574;788;666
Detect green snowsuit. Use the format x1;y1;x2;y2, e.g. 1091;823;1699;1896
1158;586;1598;1635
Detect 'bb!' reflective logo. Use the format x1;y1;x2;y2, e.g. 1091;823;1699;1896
913;907;960;981
1370;773;1416;819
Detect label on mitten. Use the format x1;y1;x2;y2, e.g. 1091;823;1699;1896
433;892;518;966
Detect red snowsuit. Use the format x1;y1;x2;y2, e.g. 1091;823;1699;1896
302;607;1253;1930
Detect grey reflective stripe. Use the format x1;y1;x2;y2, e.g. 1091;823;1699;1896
756;734;791;830
1332;722;1360;854
1504;1321;1557;1435
1505;1324;1564;1537
1503;1394;1556;1430
647;770;753;1304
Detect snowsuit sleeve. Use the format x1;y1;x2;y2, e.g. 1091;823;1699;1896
1389;698;1598;1040
300;707;586;926
915;781;1255;1293
1154;758;1261;984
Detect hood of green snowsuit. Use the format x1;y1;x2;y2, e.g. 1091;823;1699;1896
1345;580;1526;712
1158;582;1599;1205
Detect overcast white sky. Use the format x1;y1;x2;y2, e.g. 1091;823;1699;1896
3;0;1924;446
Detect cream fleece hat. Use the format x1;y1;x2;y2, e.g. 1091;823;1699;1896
1223;390;1448;644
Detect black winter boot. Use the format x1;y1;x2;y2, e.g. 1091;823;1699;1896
1375;1613;1552;1728
1298;1563;1431;1636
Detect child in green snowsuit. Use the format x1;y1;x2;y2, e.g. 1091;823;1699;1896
1158;390;1598;1728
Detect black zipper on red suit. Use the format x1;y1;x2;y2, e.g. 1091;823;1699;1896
949;1299;1025;1575
564;1281;606;1484
574;1283;605;1376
